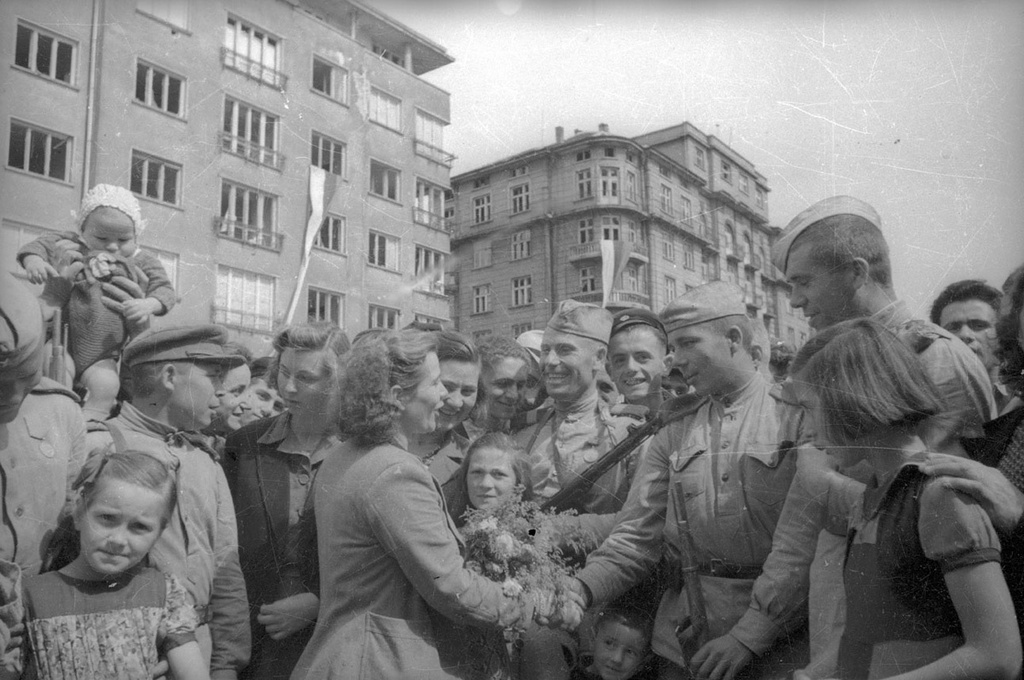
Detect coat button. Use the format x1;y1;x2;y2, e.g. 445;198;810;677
15;507;24;517
297;471;311;485
721;473;729;482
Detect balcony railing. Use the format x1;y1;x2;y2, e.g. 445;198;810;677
413;207;448;232
211;305;276;333
214;216;284;252
221;47;287;89
219;132;284;170
568;241;649;262
571;289;651;306
414;139;456;167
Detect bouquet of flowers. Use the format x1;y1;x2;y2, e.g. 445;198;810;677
462;487;586;630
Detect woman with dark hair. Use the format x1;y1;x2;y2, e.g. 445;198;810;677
409;329;481;486
791;318;1020;680
292;330;562;680
222;322;350;680
443;431;533;526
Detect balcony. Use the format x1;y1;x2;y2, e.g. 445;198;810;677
746;253;762;270
571;289;651;307
413;207;448;232
221;48;287;89
414;139;456;167
219;132;284;170
726;244;746;262
567;240;649;263
211;305;276;333
214;217;284;252
702;227;720;250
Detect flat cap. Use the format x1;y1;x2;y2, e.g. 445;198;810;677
0;272;44;369
772;196;881;272
660;281;747;333
546;300;613;345
610;307;666;342
123;324;245;367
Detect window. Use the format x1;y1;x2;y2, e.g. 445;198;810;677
604;147;615;158
223;17;284;88
510;183;530;214
222;97;280;168
134;62;183;116
663;276;677;301
577;169;593;199
626;220;642;244
739;174;750;195
600;167;619;198
601;216;620;241
311;57;347;103
626;152;635;164
415;110;449;165
414;179;445;230
308;288;342;324
368;305;399;329
218;181;281;250
624;264;641;293
311;132;346;176
314;214;345;252
694;147;705;170
512;276;533;307
679;197;693;223
473;194;491;224
683;248;695;270
215;265;275;332
472;177;489;189
511;322;533;337
511;166;527;178
473;285;491;314
660;185;673;215
721;160;733;184
137;0;189;29
659;164;671;177
578;218;594;244
580;267;596;293
511;230;531;260
372;44;404;66
414;245;445;294
756;188;766;208
369;160;400;201
625;171;637;201
369;88;401;131
415;313;445;327
367;231;399;270
576;150;591;162
14;22;75;85
473;242;492;269
7;121;70;181
662;239;676;262
130;151;180;205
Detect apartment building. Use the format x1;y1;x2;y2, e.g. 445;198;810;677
448;122;810;347
2;0;454;351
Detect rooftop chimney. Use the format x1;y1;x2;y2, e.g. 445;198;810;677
555;126;564;143
598;122;609;133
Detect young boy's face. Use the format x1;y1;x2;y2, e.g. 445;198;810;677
591;621;647;680
81;207;136;257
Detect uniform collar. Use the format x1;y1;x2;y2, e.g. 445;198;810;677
555;389;599;422
117;401;180;439
712;373;762;410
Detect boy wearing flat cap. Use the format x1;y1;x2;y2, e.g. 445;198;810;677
571;282;805;680
1;271;87;678
85;325;250;678
514;300;643;515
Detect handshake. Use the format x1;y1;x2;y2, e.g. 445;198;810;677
531;578;589;632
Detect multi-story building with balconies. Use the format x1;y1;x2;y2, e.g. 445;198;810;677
2;0;454;351
447;122;810;347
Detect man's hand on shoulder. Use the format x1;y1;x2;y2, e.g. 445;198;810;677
921;452;1024;534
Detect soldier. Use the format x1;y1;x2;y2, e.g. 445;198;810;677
86;325;250;679
749;196;997;678
570;282;804;680
606;308;670;415
514;300;643;515
1;271;87;678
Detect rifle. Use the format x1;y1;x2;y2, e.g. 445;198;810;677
539;410;666;513
671;473;710;667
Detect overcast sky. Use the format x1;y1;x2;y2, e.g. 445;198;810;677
371;0;1024;315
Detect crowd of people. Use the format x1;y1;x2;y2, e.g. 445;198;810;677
0;186;1022;680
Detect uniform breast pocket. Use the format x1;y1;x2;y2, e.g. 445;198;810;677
742;451;797;530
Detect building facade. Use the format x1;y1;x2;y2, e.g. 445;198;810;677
448;122;810;347
2;0;454;352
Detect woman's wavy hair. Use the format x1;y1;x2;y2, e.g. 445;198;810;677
997;262;1024;395
267;322;350;391
791;318;945;446
338;330;437;446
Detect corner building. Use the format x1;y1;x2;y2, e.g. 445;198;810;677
448;122;810;346
1;0;454;351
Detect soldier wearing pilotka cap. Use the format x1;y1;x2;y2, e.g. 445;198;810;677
568;282;806;680
514;300;646;515
85;325;251;678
